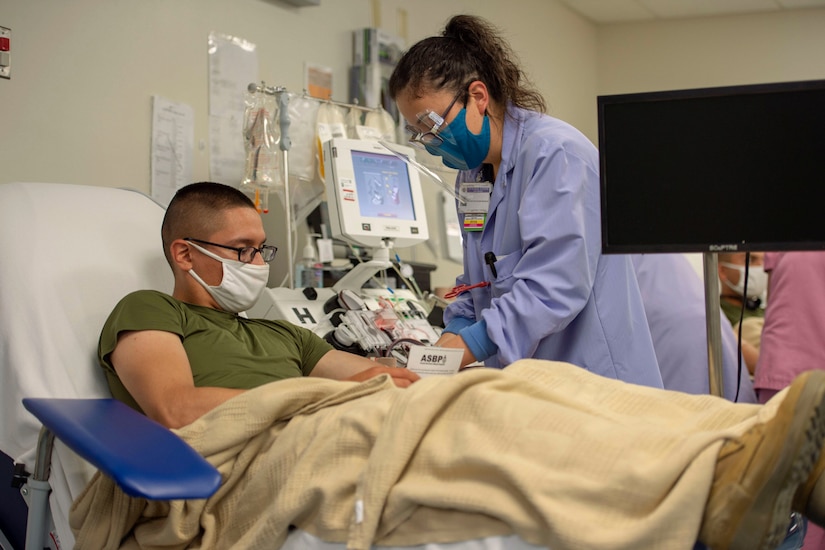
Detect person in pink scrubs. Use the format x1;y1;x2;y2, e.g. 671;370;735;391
755;250;825;550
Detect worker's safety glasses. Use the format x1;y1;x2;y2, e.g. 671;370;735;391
404;90;463;148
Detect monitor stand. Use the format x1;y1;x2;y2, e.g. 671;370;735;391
702;252;725;397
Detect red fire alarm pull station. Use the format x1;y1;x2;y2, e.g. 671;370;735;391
0;26;11;80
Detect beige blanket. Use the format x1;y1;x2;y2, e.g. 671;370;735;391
69;359;771;550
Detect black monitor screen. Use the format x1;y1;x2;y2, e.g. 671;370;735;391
598;79;825;254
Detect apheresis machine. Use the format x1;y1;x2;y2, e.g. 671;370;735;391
247;138;456;372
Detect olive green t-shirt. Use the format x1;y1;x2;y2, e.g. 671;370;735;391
98;290;333;412
720;299;766;327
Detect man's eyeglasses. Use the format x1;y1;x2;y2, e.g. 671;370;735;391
405;90;463;147
184;238;278;263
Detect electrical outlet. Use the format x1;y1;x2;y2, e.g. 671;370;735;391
0;26;11;80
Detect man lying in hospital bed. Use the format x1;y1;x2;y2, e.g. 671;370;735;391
73;181;825;550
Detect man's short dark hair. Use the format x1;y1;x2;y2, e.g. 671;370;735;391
161;182;256;267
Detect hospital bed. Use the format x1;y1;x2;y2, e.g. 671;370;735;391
0;182;543;550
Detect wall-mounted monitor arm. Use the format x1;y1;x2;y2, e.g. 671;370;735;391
331;238;394;292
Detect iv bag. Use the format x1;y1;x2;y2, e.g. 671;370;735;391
364;107;398;143
315;102;348;182
288;94;320;182
345;107;363;139
288;97;326;226
241;91;283;193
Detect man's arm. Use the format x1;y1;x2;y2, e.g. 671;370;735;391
741;340;760;376
310;350;420;387
111;329;245;429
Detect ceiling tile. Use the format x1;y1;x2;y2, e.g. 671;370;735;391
558;0;825;23
557;0;657;23
639;0;779;19
776;0;825;7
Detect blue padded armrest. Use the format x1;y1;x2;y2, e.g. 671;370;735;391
22;398;221;500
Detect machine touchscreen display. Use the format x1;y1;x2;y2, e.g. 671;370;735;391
351;150;416;221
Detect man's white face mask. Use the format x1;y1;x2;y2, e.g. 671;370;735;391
720;262;767;299
187;241;270;313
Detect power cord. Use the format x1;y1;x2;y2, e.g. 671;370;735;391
733;252;750;403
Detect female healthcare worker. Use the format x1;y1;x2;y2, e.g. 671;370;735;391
388;15;663;388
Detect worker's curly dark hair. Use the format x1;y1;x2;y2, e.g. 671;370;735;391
388;14;545;114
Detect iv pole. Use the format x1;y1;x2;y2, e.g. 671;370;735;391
277;91;293;288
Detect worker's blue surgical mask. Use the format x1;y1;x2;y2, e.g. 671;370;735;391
187;242;270;313
424;109;491;171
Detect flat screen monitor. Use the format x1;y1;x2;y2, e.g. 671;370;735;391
598;79;825;254
323;138;429;249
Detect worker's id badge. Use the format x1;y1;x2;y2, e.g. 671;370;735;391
458;181;492;232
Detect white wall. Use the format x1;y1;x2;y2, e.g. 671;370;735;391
0;0;372;189
597;8;825;95
595;8;825;280
0;0;597;289
5;2;821;289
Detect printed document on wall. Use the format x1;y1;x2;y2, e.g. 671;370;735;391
208;32;258;185
151;96;194;207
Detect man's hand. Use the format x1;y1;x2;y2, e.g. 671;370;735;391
345;365;420;388
312;350;420;387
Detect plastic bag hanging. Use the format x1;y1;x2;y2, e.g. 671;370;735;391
287;94;320;182
315;102;348;183
288;94;326;225
364;107;398;143
241;91;283;212
345;107;363;139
